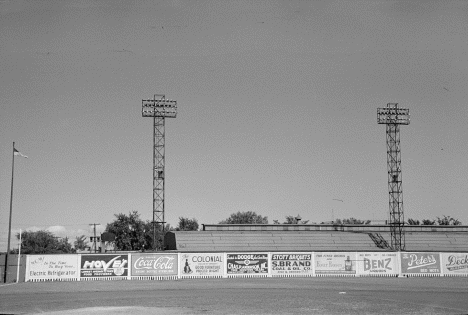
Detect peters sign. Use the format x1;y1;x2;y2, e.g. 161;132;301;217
400;252;441;275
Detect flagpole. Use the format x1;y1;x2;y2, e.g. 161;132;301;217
4;142;15;283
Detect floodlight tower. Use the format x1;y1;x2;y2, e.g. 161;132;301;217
377;103;410;251
142;94;177;251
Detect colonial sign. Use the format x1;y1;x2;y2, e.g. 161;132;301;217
180;253;223;277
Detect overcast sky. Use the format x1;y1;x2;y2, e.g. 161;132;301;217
1;0;467;250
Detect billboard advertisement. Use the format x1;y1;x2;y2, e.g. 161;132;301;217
80;254;128;278
441;253;468;276
26;255;79;281
356;252;399;276
131;253;178;277
271;253;312;276
180;253;223;277
227;253;268;275
400;252;441;275
314;252;356;275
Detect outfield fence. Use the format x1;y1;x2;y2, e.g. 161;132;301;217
18;251;468;282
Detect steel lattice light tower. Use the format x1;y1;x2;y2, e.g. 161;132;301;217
377;103;410;251
142;94;177;251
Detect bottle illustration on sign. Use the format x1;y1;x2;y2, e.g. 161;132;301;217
345;256;352;271
183;259;192;274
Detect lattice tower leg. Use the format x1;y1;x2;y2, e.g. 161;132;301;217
153;115;165;251
386;124;405;251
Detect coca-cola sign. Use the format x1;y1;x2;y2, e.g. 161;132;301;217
131;254;178;276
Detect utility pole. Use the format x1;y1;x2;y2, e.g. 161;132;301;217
377;103;410;251
141;94;177;251
89;223;100;253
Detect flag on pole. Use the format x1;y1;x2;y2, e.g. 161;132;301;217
14;148;28;158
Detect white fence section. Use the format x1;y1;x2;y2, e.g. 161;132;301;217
23;251;468;282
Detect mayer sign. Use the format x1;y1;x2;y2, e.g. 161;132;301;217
80;254;128;278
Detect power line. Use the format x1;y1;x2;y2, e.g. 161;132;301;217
4;223;98;227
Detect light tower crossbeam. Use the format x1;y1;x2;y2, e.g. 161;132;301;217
377;103;410;251
142;94;177;251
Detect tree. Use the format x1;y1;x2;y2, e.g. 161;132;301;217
407;216;462;226
283;215;309;224
219;211;268;224
14;230;75;254
176;217;199;231
407;218;420;225
283;216;296;224
106;211;154;251
106;211;173;251
74;235;88;251
334;218;371;225
56;237;75;253
437;215;462;226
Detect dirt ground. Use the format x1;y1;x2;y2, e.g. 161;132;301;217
1;277;468;314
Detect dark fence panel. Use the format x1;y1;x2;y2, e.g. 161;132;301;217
0;254;26;283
